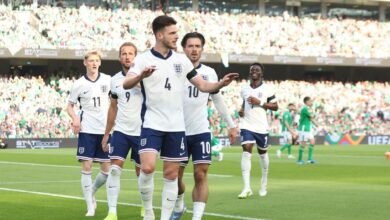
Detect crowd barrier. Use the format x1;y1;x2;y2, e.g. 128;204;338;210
3;134;389;149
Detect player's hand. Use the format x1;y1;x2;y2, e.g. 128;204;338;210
238;108;244;117
228;127;239;144
140;66;157;79
220;73;239;87
247;96;261;106
102;134;110;153
71;117;81;134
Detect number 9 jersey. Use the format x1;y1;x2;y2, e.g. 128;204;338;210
68;73;111;134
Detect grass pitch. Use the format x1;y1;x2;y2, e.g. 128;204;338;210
0;145;389;220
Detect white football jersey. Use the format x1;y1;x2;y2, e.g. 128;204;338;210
129;49;194;132
183;64;218;135
240;82;277;134
110;71;142;136
68;73;111;134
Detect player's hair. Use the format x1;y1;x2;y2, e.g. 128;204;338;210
181;32;206;48
250;62;265;72
303;96;311;104
119;42;138;57
152;15;177;34
84;50;102;60
288;103;295;107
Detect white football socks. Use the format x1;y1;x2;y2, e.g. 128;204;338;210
259;152;269;188
92;171;108;195
161;178;178;220
106;165;122;214
81;171;93;211
192;202;206;220
138;171;155;218
173;193;185;212
241;152;252;190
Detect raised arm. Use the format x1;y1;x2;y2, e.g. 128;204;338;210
189;72;239;93
123;66;156;89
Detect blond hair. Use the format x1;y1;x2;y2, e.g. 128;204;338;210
84;50;102;60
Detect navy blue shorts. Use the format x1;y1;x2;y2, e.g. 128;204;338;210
139;128;188;162
77;133;110;162
181;133;212;166
240;129;269;150
109;131;140;167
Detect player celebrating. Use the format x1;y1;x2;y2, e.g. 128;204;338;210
297;96;318;164
170;32;239;220
66;50;111;216
123;15;238;220
102;42;144;220
277;103;297;159
238;63;278;199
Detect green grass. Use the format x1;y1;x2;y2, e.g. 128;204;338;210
0;145;389;220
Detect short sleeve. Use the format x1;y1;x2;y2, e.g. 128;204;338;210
68;81;80;104
267;86;277;103
128;54;145;76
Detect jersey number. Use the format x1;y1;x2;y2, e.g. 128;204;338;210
165;77;171;90
125;92;130;102
200;141;211;154
188;85;199;98
92;97;101;107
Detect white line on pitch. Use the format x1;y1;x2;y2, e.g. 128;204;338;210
0;161;232;178
0;187;265;220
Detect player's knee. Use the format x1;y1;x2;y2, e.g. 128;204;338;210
110;165;122;176
194;169;208;182
141;166;155;174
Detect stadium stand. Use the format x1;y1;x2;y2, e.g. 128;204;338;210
0;4;389;58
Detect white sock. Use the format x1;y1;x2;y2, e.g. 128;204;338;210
241;152;252;190
81;171;93;211
138;171;154;216
106;165;122;214
92;171;108;195
192;202;206;220
161;178;178;220
173;193;185;212
259;152;269;188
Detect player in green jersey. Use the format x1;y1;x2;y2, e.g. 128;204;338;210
297;97;318;164
277;103;297;159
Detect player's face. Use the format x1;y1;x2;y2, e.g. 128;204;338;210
84;55;101;74
119;46;136;70
306;99;313;107
289;105;296;113
160;24;179;50
183;38;203;63
249;65;263;81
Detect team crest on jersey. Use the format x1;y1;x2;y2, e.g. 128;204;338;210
258;92;263;98
101;85;108;93
140;138;147;146
202;75;208;81
79;147;85;154
173;64;182;76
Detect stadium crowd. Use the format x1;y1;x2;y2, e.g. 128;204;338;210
1;76;388;138
0;4;389;58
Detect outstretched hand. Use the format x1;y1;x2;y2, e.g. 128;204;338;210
140;66;157;79
220;73;239;87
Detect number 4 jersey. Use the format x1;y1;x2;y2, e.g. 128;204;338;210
68;73;111;134
129;48;194;132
